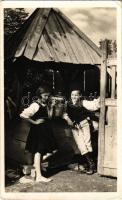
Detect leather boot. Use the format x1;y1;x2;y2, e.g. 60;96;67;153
84;153;96;175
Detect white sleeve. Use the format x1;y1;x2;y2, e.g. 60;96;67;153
20;103;39;118
82;98;100;111
63;113;69;121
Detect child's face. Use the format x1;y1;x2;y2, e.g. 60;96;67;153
71;90;81;104
41;93;50;103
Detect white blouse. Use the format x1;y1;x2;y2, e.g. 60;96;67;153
82;98;100;111
20;102;40;119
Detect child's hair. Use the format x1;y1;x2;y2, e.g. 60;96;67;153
36;84;51;98
71;89;81;94
70;84;81;95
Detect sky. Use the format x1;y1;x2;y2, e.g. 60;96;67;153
25;7;116;46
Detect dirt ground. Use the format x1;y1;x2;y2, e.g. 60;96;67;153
5;167;117;192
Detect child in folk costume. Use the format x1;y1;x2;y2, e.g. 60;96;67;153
20;85;56;183
63;88;100;175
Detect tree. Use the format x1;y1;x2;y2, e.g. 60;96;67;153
4;9;29;122
4;8;29;38
99;39;117;56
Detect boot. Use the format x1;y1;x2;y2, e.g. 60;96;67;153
84;153;96;175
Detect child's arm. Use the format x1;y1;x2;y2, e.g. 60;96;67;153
82;97;100;111
63;113;74;127
20;116;45;125
20;102;44;125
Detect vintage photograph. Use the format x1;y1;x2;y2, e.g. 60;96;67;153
1;1;121;197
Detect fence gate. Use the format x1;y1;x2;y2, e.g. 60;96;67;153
98;41;117;177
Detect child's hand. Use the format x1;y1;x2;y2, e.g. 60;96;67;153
68;121;74;127
75;124;80;129
35;119;45;125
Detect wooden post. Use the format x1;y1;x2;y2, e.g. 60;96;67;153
111;66;116;99
98;40;108;174
83;70;86;93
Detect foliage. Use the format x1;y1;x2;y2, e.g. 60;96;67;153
99;39;117;56
4;8;29;37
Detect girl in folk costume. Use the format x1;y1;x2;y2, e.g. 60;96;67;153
20;85;56;183
63;88;100;175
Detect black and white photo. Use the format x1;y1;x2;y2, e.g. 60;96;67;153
0;1;122;200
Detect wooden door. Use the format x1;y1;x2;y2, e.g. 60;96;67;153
98;40;117;177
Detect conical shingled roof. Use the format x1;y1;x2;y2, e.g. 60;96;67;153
5;8;101;64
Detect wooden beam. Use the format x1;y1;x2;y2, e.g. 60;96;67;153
24;9;51;60
15;8;43;58
45;13;71;63
53;13;78;63
98;40;107;174
107;58;117;66
111;66;116;99
105;98;117;106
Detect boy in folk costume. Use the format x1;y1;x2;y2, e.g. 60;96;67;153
63;88;100;175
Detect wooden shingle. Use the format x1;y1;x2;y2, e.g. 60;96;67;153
5;8;101;64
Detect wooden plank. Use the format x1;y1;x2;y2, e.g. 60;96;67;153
45;16;65;62
45;14;70;63
56;15;80;64
33;35;54;62
98;167;117;177
43;29;59;62
81;39;96;64
53;12;78;64
24;9;51;60
105;98;117;106
107;66;116;99
104;124;117;168
51;12;72;63
111;66;116;99
98;40;107;175
81;40;94;64
103;106;117;178
70;34;90;64
106;105;117;126
107;58;117;66
53;8;101;58
57;14;100;65
82;39;101;64
68;34;86;63
15;9;43;58
59;16;87;63
6;9;41;59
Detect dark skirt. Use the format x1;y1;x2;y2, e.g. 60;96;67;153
25;120;57;155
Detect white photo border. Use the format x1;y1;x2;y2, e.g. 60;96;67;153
0;1;122;200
